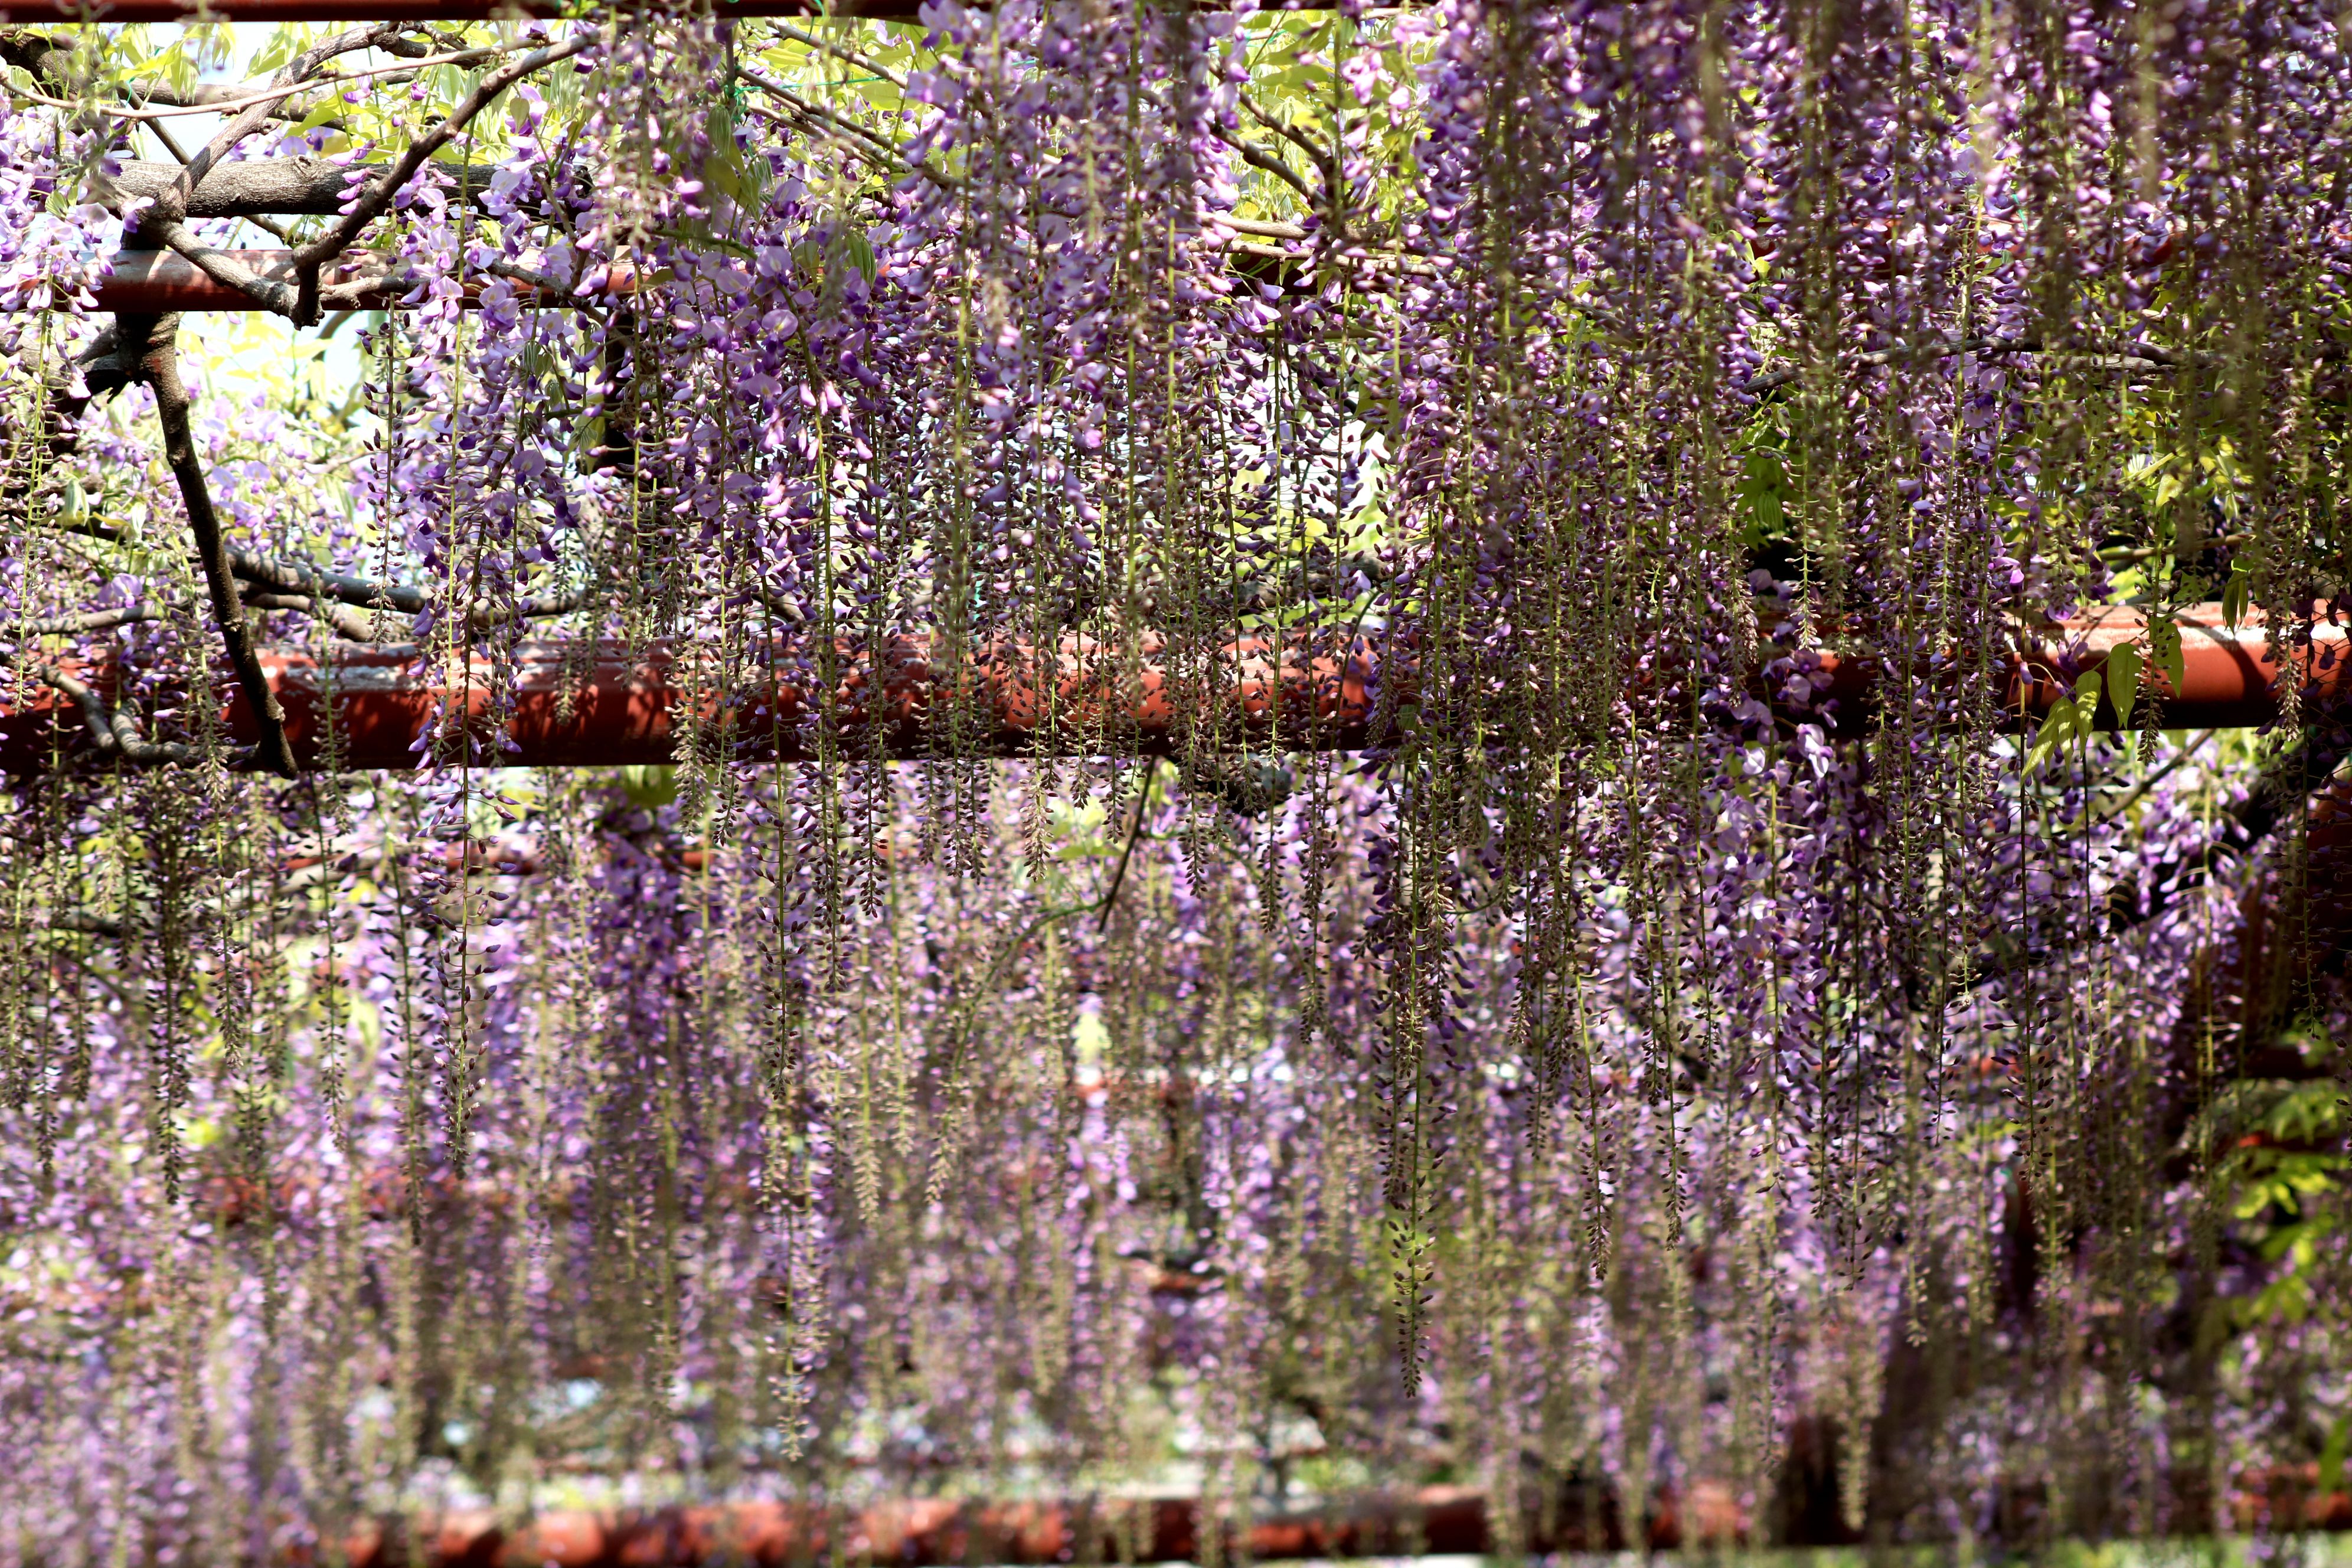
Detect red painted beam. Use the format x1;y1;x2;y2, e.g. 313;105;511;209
1805;602;2350;732
92;250;403;315
247;635;1380;767
319;1465;2351;1566
338;1485;1634;1567
1;633;1382;773
2;607;2340;775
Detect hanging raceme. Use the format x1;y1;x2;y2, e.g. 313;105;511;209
0;0;2348;1557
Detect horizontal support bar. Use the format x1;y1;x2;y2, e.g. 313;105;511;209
1807;602;2348;731
2;633;1382;772
350;1487;1622;1564
336;1468;2349;1566
1;607;2337;774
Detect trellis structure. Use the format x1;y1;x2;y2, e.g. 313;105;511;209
26;245;2348;772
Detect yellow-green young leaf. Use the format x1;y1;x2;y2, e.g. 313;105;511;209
2223;562;2252;630
622;766;678;808
1738;449;1786;542
2105;642;2142;731
248;25;305;76
292;97;345;139
2072;667;2104;736
2320;1411;2351;1500
831;226;877;285
2028;697;2077;770
2147;613;2185;694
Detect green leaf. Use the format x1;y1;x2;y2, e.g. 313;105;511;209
1737;449;1786;543
2223;562;2252;630
834;226;877;286
2105;642;2141;731
2027;696;2077;770
2321;1411;2351;1500
290;97;346;139
247;25;304;76
621;766;678;808
2072;668;2104;736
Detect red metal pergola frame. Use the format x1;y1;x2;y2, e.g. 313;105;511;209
326;1478;2352;1567
3;606;2340;774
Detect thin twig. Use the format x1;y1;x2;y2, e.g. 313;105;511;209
290;31;598;323
1128;81;1322;210
1746;334;2186;395
18;658;205;767
2099;534;2250;565
8;602;187;638
1218;122;1321;208
2091;730;2216;827
736;65;960;190
763;22;910;93
19;46;507;122
1239;92;1329;173
1098;757;1161;932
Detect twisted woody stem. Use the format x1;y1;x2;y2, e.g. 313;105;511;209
126;312;300;777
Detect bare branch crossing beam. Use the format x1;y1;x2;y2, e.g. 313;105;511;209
84;247;1284;314
2;606;2341;774
89;249;638;313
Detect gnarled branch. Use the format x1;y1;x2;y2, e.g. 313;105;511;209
125;312;300;776
10;603;187;639
174;27;420;214
15;658;204;767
